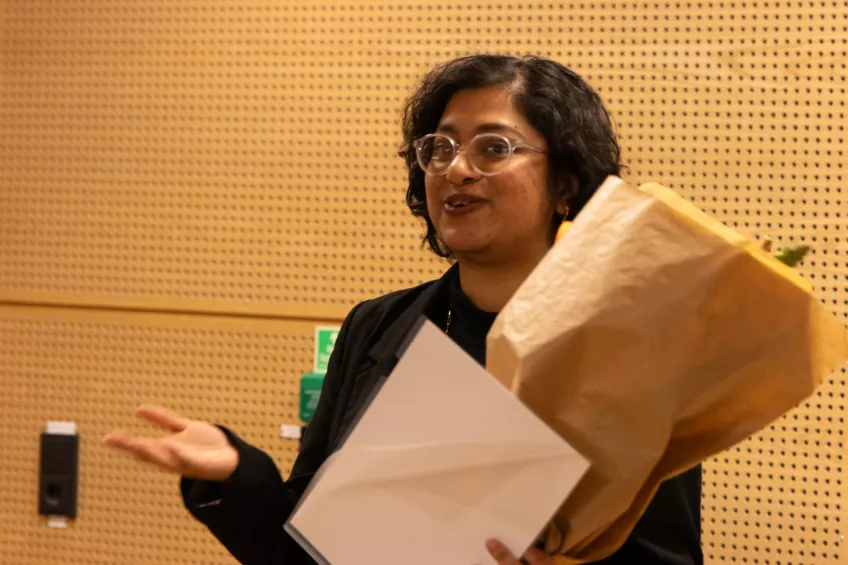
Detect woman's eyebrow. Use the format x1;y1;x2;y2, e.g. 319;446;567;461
435;122;522;135
475;123;520;135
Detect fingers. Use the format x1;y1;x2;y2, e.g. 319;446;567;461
485;539;522;565
102;406;195;475
136;404;191;433
485;540;553;565
103;430;182;472
129;437;182;470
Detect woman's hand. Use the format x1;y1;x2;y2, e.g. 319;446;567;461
485;539;554;565
103;405;239;481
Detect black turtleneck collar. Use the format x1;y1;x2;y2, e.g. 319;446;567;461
446;268;499;366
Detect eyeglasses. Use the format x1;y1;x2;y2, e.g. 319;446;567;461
412;133;546;177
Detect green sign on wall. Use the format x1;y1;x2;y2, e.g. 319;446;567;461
300;372;325;423
299;325;341;424
314;326;340;373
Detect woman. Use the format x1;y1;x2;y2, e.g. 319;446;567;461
105;54;703;565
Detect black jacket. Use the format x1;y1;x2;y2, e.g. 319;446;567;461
181;266;703;565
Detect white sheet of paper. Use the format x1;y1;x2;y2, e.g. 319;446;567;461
286;319;589;565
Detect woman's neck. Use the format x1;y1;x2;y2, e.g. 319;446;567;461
456;250;547;313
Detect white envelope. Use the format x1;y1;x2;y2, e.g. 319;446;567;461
285;319;589;565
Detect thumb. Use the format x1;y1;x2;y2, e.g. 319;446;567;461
485;539;521;565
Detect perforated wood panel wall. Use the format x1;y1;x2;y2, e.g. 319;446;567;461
1;1;846;565
0;303;312;564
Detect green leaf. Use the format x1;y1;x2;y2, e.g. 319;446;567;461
775;245;810;267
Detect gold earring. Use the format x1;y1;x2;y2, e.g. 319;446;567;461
555;206;571;243
554;210;571;243
555;219;572;243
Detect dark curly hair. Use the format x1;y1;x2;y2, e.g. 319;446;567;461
399;54;622;258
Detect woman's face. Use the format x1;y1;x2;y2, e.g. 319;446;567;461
424;86;564;264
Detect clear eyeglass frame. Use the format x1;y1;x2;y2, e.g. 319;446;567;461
411;132;546;177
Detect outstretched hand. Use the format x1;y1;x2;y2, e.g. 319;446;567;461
103;405;239;482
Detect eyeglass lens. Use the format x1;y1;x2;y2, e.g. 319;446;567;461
416;134;513;175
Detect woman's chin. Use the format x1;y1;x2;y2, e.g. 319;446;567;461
442;239;491;257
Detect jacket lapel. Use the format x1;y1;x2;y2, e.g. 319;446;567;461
329;264;458;453
365;263;457;377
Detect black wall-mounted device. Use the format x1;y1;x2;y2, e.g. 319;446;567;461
38;424;79;519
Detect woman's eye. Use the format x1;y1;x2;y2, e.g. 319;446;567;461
485;142;510;156
432;142;453;157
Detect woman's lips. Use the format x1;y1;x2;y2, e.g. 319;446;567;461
443;193;486;216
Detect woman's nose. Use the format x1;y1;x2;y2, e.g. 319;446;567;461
444;151;480;185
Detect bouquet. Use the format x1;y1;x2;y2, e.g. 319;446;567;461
487;176;848;562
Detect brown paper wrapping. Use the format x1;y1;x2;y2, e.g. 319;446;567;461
486;176;848;563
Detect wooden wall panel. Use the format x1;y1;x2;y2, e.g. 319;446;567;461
0;304;310;565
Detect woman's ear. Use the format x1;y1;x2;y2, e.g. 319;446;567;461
555;175;579;217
